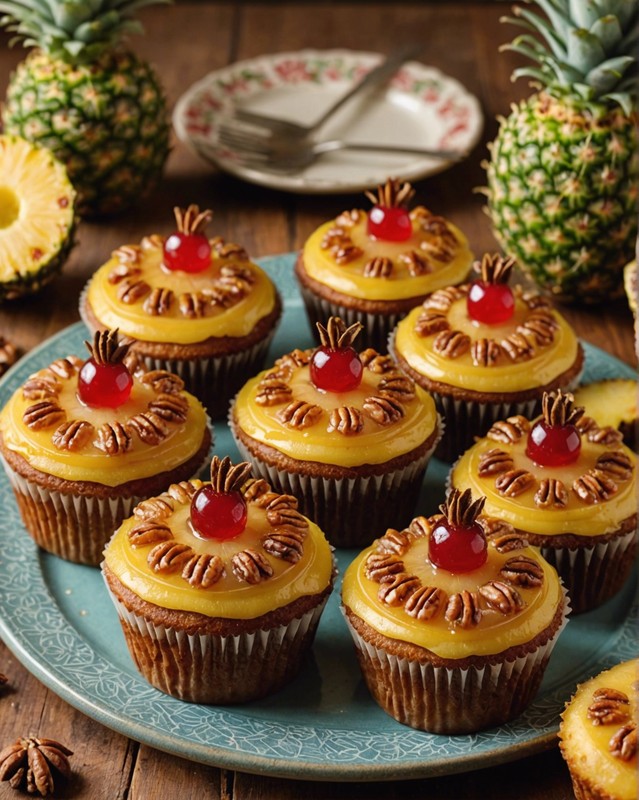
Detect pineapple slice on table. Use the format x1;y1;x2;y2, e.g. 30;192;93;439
0;135;76;302
483;0;638;305
574;379;637;450
0;0;171;219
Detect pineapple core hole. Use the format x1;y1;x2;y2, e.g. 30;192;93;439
0;187;19;229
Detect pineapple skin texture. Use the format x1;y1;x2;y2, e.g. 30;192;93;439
485;92;639;305
2;49;171;218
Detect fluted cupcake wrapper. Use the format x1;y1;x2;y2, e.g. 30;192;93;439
106;591;329;704
343;592;569;734
539;528;637;615
298;284;407;354
0;458;146;565
232;419;442;549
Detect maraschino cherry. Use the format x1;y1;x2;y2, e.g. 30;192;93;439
365;178;415;242
429;488;488;573
77;328;133;409
163;204;213;273
467;253;516;324
190;456;252;541
310;317;364;393
526;390;584;467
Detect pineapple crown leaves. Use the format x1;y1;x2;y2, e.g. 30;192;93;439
499;0;638;112
0;0;172;64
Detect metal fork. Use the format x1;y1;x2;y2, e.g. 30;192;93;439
219;43;423;142
205;132;463;174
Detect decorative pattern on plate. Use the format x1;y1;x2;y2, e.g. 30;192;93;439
0;253;636;782
172;50;483;194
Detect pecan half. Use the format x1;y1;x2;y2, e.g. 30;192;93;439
332;242;364;264
486;529;527;553
327;406;364;435
517;310;557;345
232;548;274;584
148;541;193;572
500;556;544;587
128;520;173;547
266;506;307;532
609;723;637;761
377;572;420;605
95;421;132;454
414;310;450;337
377;528;413;555
335;209;361;227
256;378;293;406
144;286;174;315
167;480;200;503
108;263;140;283
588;688;630;726
365;552;405;582
404;586;445;620
433;329;470;358
22;375;60;400
134;496;174;520
23;401;65;430
179;291;209;318
139;370;185;394
479;580;523;614
0;736;73;797
573;470;618;503
363;256;393;278
47;356;82;379
495;468;535;497
501;332;535;361
445;590;481;628
362;395;404;425
471;338;502;366
378;374;415;400
148;393;189;423
422;286;464;311
262;530;305;563
182;553;225;588
409;516;430;538
586;425;623;446
359;349;395;373
276;400;322;429
242;477;271;502
399;250;431;276
487;415;530;443
595;451;633;481
52;419;94;451
117;277;151;303
478;448;514;476
534;478;568;508
127;411;170;444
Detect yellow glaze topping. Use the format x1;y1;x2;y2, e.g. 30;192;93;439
301;212;472;301
85;235;278;344
451;434;637;537
560;659;637;800
394;293;580;392
0;361;208;486
103;483;334;618
233;354;439;467
342;525;563;659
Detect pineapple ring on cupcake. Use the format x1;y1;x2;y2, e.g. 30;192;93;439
341;488;567;734
0;329;211;565
391;253;585;462
450;390;637;614
295;178;473;351
574;379;637;451
102;456;335;705
559;658;637;800
81;204;282;419
231;316;442;549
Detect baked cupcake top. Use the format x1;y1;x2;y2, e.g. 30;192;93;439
0;329;209;486
560;658;637;800
84;204;279;344
451;390;637;537
232;317;440;467
393;253;582;392
341;488;564;659
300;179;473;301
103;456;334;618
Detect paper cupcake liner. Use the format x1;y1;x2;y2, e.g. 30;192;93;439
233;421;441;549
136;331;276;420
298;284;407;353
107;590;329;704
343;593;569;734
539;527;637;615
1;462;146;566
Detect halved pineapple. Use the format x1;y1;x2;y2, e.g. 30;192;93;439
0;134;76;301
574;379;637;450
624;260;637;315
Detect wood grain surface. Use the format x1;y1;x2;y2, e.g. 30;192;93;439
0;3;635;799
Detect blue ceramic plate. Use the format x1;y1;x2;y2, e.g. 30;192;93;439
0;253;636;782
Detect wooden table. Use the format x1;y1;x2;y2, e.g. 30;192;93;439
0;3;635;798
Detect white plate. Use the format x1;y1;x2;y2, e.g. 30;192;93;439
172;49;484;193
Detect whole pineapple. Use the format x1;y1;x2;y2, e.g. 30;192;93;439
0;0;171;218
484;0;638;304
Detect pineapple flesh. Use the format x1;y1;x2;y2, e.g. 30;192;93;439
485;0;638;304
0;134;76;301
573;378;637;449
0;1;171;218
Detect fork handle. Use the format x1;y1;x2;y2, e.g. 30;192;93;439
308;43;423;135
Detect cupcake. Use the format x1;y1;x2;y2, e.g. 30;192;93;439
341;488;567;734
230;316;441;548
80;204;282;419
102;456;335;704
0;329;211;565
295;178;473;351
559;658;637;800
450;390;637;614
391;253;585;462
